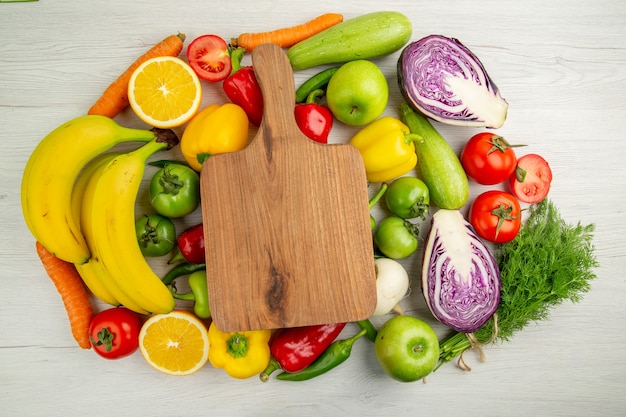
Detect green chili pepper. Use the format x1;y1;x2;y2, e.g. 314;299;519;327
295;66;340;103
161;261;206;285
188;270;211;319
276;328;367;381
355;319;378;342
168;269;211;319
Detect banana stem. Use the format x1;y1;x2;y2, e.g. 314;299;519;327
150;128;179;149
132;137;171;161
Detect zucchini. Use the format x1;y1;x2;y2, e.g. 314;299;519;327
399;102;469;210
287;11;412;70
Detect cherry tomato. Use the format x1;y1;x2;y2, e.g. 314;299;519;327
460;133;524;185
508;153;553;203
135;214;176;257
89;308;141;360
469;190;522;244
384;176;430;219
374;217;420;259
186;34;232;82
149;163;200;218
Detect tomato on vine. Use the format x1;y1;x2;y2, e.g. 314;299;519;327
461;133;525;185
469;190;522;244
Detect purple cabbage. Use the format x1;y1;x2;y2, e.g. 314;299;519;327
398;34;508;128
421;209;500;333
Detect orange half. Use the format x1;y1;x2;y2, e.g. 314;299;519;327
139;310;209;376
128;56;202;129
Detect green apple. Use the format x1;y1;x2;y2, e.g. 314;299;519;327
374;315;439;382
326;60;389;126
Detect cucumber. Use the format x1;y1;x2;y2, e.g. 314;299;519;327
399;102;469;210
287;11;412;70
295;66;340;103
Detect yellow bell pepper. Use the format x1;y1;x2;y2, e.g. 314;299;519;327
349;116;421;183
207;322;271;379
180;103;249;171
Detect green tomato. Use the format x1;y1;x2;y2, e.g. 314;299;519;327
135;214;176;257
384;177;430;220
374;216;419;259
149;163;200;218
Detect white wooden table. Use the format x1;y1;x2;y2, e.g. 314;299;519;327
2;1;625;416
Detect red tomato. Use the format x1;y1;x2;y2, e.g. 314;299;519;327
186;34;232;82
508;153;553;203
460;133;523;185
469;190;522;244
89;307;141;359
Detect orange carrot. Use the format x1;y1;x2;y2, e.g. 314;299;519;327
232;13;343;52
35;241;94;349
88;32;186;118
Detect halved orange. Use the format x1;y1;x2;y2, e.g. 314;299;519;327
128;56;202;129
139;310;209;376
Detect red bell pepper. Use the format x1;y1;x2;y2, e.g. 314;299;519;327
294;89;333;144
168;223;205;265
222;47;264;126
269;322;346;373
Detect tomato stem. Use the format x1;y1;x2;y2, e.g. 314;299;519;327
158;166;185;195
403;219;420;239
91;327;115;352
486;135;527;154
491;203;521;239
514;165;527;182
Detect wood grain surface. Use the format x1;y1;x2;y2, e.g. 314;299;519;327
201;44;375;332
1;1;625;416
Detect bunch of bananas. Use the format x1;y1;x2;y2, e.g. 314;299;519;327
21;115;179;315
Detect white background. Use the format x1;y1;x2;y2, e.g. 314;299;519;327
1;1;625;416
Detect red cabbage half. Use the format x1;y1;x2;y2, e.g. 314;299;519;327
398;34;508;128
422;209;500;333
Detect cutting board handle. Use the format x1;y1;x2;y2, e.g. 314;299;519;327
251;43;300;139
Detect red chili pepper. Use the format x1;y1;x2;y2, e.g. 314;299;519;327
270;322;346;373
168;223;205;265
294;89;333;144
222;47;264;126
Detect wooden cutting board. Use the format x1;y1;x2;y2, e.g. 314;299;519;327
200;43;376;332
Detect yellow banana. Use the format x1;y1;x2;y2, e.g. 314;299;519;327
88;138;176;314
74;262;119;306
21;115;162;264
78;153;150;315
70;152;121;307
